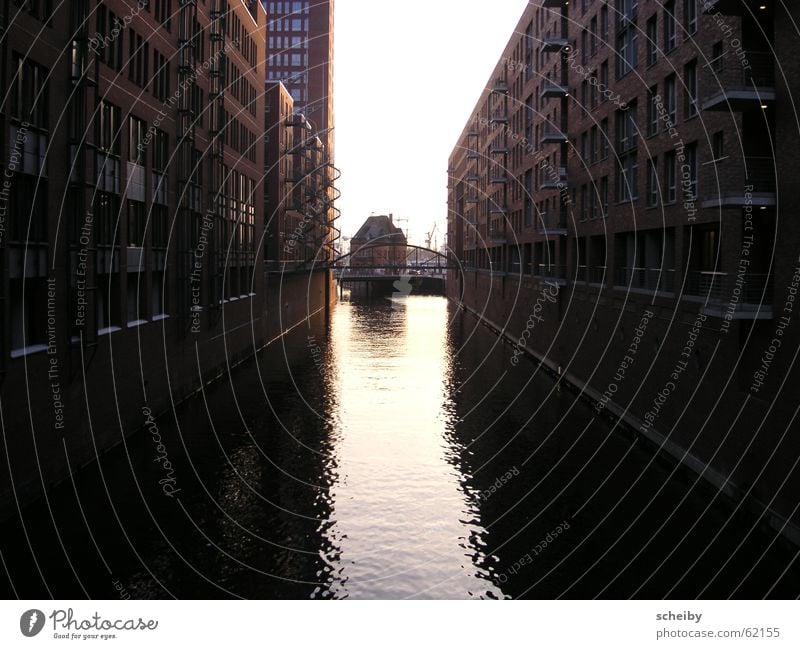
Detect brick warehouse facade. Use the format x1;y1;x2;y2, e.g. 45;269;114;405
447;0;800;544
0;1;335;518
263;0;339;301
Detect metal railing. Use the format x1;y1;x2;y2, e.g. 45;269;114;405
685;271;772;305
615;267;676;292
704;51;774;98
535;264;568;280
576;266;608;283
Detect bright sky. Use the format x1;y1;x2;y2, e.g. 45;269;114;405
333;0;529;249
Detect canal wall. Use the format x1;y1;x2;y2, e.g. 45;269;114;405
0;271;331;521
448;270;800;548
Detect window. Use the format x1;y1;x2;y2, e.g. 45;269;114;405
152;271;167;317
590;16;598;55
683;0;697;35
712;41;724;73
600;176;609;215
600;60;609;100
13;0;52;21
97;100;121;156
684;60;698;118
616;22;638;78
155;0;172;30
616;104;638;202
647;86;659;136
152;50;170;101
581;132;589;161
590;125;598;163
685;142;698;199
665;74;677;124
646;15;658;66
128;28;149;88
581;80;588;113
712;131;725;159
191;83;203;128
601;118;609;159
96;267;121;332
581;184;589;220
664;1;676;52
617;152;638;202
9;171;47;243
127;199;146;247
618;0;638;20
128;116;147;162
647;157;659;206
152;204;169;248
152;129;168;172
94;191;120;247
616;103;638;153
664;150;676;203
590;183;600;219
601;4;609;42
11;54;49;129
524;169;533;227
127;269;145;323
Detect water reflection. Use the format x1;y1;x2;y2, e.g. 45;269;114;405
316;295;502;598
1;295;799;599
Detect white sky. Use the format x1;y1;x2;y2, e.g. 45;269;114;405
333;0;529;248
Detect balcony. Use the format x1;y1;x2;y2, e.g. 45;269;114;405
536;212;568;236
541;127;568;144
490;174;508;184
541;80;569;99
490;204;508;215
464;193;478;203
490;145;509;155
614;267;676;294
540;37;570;53
702;0;771;15
488;227;506;244
575;266;608;284
700;156;776;208
286;114;311;129
126;246;146;273
467;151;479;159
702;52;775;111
535;264;568;285
541;0;567;7
684;271;773;319
489;112;508;124
492;78;509;93
540;166;568;190
464;173;479;183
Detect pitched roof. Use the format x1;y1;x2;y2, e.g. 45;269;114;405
352;215;406;243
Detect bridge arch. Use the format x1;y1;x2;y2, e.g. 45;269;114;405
327;241;459;270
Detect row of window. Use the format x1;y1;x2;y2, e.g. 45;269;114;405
225;2;259;67
226;59;258;116
266;1;309;15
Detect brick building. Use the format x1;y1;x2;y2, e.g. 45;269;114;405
263;0;339;266
0;0;333;518
349;215;408;269
448;0;800;543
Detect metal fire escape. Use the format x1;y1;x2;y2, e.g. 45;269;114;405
208;0;226;311
177;0;198;333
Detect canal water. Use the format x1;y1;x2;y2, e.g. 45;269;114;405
2;294;799;598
